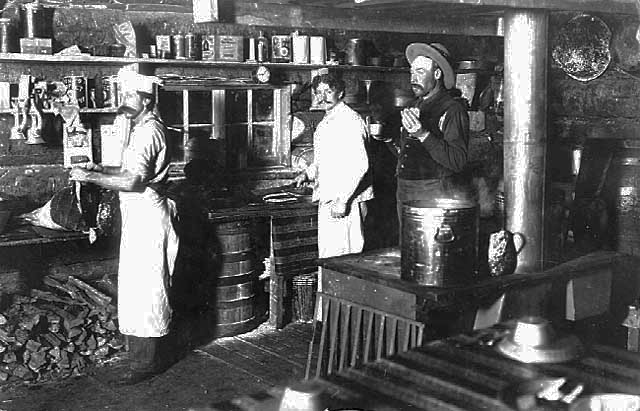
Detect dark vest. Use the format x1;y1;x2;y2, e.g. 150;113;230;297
397;92;461;182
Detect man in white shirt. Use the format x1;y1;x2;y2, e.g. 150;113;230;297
295;71;374;258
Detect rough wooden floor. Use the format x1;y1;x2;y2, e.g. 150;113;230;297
0;322;319;411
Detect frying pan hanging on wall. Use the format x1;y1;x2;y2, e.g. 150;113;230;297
552;14;612;82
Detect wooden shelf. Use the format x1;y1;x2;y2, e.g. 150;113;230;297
0;53;408;72
0;107;117;114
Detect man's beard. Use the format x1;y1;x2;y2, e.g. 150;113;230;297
411;84;425;96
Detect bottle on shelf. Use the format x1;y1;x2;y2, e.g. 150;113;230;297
257;30;269;63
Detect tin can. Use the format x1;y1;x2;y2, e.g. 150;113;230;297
201;35;216;60
0;18;12;53
173;34;185;59
271;35;291;63
216;35;244;62
185;33;201;60
101;75;119;108
156;35;172;59
63;76;88;108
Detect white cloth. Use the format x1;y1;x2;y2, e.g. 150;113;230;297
117;112;178;337
307;101;373;258
318;201;367;258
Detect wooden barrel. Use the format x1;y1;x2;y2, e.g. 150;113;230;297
209;220;258;337
574;139;640;255
609;146;640;256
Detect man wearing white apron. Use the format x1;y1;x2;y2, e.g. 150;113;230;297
70;72;179;384
294;71;373;318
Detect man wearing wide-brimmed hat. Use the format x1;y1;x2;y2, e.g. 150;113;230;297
387;42;472;229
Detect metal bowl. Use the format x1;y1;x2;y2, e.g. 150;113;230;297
512;316;556;347
496;317;583;363
569;394;640;411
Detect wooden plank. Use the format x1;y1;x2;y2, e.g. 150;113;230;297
362;310;374;364
315;297;331;378
350;307;363;368
232;0;501;36
322;268;418;319
235;334;311;366
200;340;305;385
387;317;398;357
327;298;341;374
338;302;351;372
353;0;637;14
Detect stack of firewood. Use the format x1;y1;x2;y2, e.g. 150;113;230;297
0;275;124;383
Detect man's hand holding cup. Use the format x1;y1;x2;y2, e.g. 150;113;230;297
401;107;429;142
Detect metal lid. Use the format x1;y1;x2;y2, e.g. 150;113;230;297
404;197;478;210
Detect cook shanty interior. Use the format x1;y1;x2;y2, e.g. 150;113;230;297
1;0;640;410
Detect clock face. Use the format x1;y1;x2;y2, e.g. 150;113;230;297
255;65;271;83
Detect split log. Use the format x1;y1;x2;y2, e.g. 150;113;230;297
0;278;123;384
27;351;47;372
67;276;112;307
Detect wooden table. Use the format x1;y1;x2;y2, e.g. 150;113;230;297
309;248;625;377
216;323;640;411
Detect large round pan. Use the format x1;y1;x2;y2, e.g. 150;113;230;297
552;14;612;82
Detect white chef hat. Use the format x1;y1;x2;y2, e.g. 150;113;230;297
118;70;163;96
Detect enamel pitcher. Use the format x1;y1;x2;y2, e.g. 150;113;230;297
487;229;525;277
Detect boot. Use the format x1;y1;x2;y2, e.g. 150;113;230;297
117;335;162;385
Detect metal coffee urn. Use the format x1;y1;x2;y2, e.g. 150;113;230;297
401;198;479;287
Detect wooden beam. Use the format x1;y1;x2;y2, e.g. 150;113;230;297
233;1;502;36
353;0;637;15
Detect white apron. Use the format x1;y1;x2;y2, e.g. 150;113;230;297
317;201;366;259
118;188;179;337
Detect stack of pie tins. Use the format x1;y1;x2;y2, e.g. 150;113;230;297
496;316;583;363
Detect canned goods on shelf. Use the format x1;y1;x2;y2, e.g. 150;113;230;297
185;33;201;60
173;34;185;59
63;75;88;108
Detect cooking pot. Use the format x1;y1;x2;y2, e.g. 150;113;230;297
401;198;479;287
19;1;53;38
344;38;374;66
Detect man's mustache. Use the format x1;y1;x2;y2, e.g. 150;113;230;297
117;105;137;115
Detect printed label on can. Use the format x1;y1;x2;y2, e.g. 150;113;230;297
63;76;88;108
201;35;216;60
173;34;185;59
101;75;119;108
216;35;244;61
156;35;172;59
271;35;291;63
185;33;201;60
